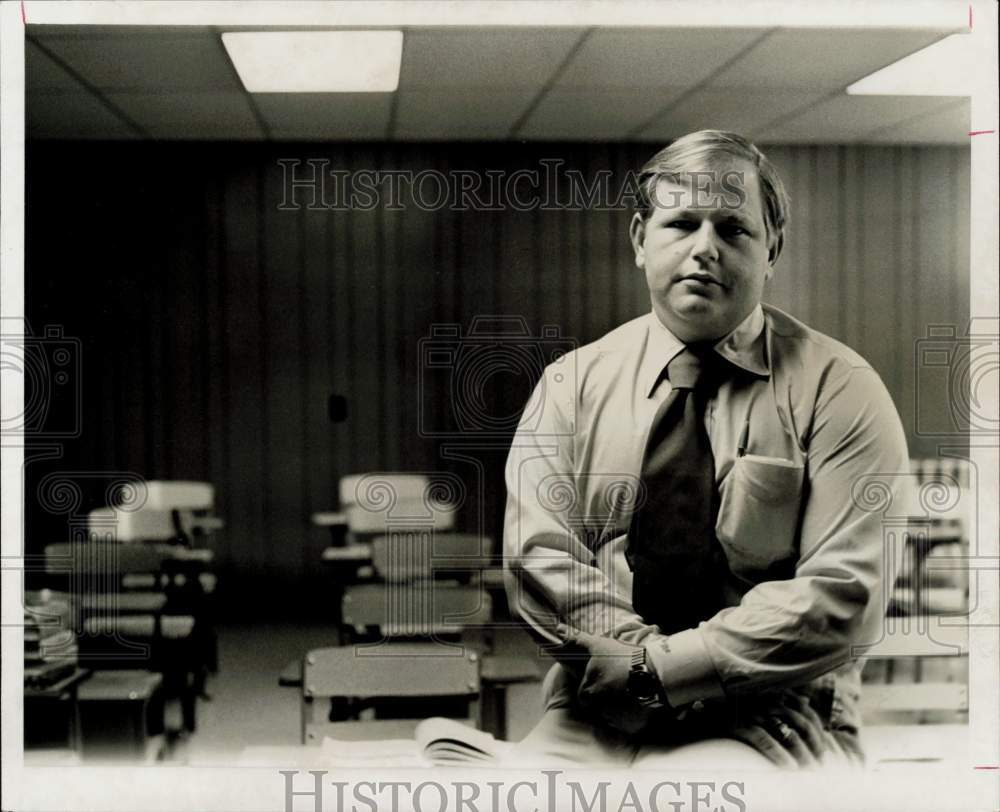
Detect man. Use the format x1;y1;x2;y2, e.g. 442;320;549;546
503;130;910;768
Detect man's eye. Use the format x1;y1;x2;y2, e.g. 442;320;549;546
720;224;749;238
667;220;697;230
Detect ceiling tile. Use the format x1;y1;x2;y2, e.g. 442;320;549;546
638;89;823;140
105;91;262;139
24;24;972;145
34;31;240;92
709;29;950;89
400;29;583;89
866;98;970;145
27;91;139;140
754;94;960;143
520;87;683;140
555;29;768;89
26;39;81;92
255;93;392;140
395;89;533;139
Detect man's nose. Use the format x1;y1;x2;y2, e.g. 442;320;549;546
691;222;720;264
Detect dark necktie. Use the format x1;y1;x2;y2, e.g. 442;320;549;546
626;346;730;635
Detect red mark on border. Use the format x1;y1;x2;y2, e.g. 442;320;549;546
969;130;997;136
974;766;999;770
968;3;972;30
20;0;27;24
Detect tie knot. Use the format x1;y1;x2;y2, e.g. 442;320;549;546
667;346;712;390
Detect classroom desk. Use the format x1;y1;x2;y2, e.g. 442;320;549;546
894;518;966;622
25;667;90;752
312;512;349;549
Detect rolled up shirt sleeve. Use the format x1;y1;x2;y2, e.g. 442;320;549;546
646;361;912;706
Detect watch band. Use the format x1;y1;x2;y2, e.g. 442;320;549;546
627;646;667;709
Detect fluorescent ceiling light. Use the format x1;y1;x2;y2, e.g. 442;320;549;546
847;33;973;96
221;31;402;92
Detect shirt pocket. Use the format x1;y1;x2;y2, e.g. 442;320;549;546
716;454;804;580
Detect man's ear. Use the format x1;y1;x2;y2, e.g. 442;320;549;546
629;212;646;269
766;233;782;266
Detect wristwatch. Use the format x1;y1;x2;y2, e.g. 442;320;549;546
626;646;667;709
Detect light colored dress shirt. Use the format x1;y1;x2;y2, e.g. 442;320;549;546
503;302;911;734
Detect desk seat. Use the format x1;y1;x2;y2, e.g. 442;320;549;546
81;592;167;614
83;614;194;639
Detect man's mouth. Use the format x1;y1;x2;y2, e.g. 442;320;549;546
678;273;726;289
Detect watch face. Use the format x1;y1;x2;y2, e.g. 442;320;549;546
628;669;660;701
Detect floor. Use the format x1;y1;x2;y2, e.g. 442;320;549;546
169;623;344;764
168;623;547;764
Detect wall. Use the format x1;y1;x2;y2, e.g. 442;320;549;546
24;141;970;617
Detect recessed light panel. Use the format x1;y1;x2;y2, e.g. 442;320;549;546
221;31;403;92
847;34;973;96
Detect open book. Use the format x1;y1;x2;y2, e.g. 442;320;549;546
416;718;515;765
320;718;515;767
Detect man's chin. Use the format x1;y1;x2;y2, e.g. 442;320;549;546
672;293;722;318
658;296;746;338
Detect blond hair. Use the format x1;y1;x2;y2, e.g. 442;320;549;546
635;130;790;262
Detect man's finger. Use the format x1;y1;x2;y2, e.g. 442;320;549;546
776;705;826;762
780;694;850;765
755;715;819;769
730;724;799;769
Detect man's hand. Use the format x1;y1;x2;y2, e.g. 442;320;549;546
551;625;658;736
730;693;855;769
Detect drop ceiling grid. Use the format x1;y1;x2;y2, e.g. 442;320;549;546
24;24;969;144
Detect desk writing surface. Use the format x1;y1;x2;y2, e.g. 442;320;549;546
81;592;167;613
173;547;214;562
77;669;163;701
24;667;90;699
312;512;348;527
905;522;964;544
321;545;372;561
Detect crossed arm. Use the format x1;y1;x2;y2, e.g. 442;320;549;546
503;362;911;722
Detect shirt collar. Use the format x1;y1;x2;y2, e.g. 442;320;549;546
642;305;770;398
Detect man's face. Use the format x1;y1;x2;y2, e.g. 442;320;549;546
630;159;774;343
